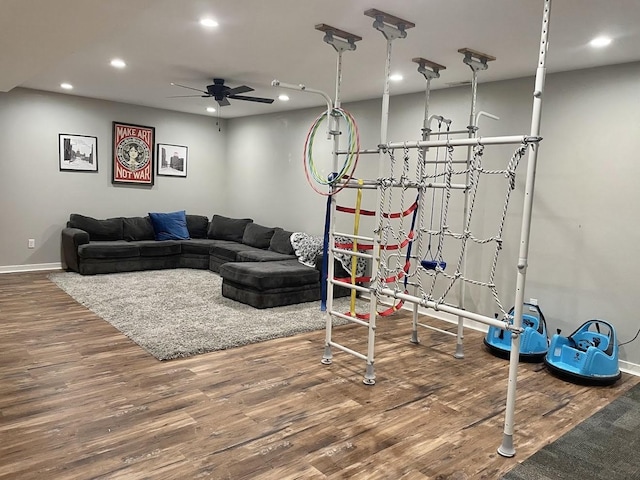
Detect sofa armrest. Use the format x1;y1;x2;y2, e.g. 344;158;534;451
61;227;90;272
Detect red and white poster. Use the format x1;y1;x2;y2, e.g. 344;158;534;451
112;122;155;185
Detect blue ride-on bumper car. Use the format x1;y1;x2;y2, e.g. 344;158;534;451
544;319;621;386
484;303;549;362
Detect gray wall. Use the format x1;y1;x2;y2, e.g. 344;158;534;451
0;88;227;269
2;62;639;366
226;62;640;366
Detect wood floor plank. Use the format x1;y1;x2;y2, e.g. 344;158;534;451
0;271;637;479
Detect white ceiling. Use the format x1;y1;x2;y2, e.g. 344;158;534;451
3;0;640;119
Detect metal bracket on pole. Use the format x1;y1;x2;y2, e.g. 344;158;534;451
458;48;495;133
412;57;446;81
410;56;447;344
365;8;415;41
315;24;362;53
458;48;496;73
362;7;414;387
452;47;496;360
310;24;362;364
412;57;446;139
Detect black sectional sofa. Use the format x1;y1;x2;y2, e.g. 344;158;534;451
61;212;349;308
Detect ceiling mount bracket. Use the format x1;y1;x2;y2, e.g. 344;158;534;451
315;24;362;53
412;57;446;81
365;8;415;41
458;48;496;72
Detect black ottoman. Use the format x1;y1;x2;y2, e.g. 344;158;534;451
220;260;322;309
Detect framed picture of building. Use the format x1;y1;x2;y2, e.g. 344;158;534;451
112;121;155;185
59;134;98;172
157;143;188;177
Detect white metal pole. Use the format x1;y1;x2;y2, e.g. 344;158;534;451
411;77;432;344
385;136;531;149
322;50;343;366
375;287;516;331
364;36;394;385
498;0;552;458
454;68;479;359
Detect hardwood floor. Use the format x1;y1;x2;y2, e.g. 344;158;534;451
1;271;637;479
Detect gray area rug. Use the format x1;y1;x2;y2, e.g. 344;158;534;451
49;269;356;360
502;382;640;480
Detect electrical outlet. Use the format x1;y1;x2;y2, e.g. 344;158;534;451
28;239;35;249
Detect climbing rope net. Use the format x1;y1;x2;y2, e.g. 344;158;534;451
372;138;529;320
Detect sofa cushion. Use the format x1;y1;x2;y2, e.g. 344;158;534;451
236;250;297;262
208;215;253;242
69;214;124;241
148;210;190;240
123;217;155;241
211;242;263;262
186;214;209;239
269;228;295;255
219;260;319;291
135;240;182;257
242;223;276;249
179;239;219;255
78;241;139;259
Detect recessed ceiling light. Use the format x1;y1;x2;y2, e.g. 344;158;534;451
390;73;403;82
110;58;126;68
206;107;216;113
278;94;290;101
590;36;612;48
60;83;73;90
200;18;219;28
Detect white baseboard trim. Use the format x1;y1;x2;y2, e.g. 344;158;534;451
0;263;62;274
619;361;640;377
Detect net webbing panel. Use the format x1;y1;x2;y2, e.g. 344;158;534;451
377;141;529;318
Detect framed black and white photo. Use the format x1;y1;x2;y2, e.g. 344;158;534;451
157;143;188;177
59;134;98;172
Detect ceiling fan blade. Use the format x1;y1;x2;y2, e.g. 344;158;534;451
170;82;208;95
167;94;211;98
228;95;275;104
226;85;253;96
217;97;231;107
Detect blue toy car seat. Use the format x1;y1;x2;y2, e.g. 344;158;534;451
484;303;549;362
544;319;621;386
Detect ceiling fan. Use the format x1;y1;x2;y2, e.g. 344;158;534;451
169;78;274;107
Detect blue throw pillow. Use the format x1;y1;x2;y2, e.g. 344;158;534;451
148;211;190;240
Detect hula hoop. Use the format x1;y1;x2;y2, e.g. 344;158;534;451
303;107;360;196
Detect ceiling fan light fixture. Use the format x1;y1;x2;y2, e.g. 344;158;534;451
200;18;219;28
